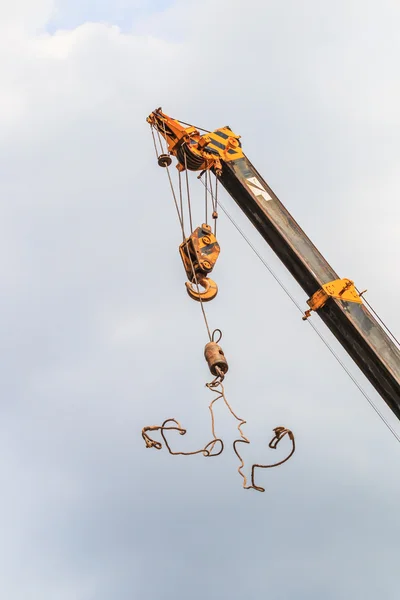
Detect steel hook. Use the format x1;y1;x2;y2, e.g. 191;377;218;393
185;275;218;302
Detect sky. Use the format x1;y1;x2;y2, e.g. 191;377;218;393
0;0;399;598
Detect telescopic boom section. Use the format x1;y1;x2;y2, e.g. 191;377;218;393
147;108;400;419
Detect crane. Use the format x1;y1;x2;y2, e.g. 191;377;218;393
146;107;400;421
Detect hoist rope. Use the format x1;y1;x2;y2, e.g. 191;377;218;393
197;174;400;445
184;153;194;234
142;418;224;457
142;362;295;492
150;125;213;341
204;170;208;224
206;372;295;491
178;172;185;241
169;167;212;341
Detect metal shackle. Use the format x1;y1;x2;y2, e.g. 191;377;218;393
204;341;229;377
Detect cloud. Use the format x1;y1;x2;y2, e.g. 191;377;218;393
0;1;399;598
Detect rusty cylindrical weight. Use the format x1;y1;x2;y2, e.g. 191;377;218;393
204;341;229;377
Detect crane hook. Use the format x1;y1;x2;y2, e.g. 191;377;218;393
179;224;220;303
185;275;218;302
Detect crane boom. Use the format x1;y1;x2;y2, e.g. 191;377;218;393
219;155;400;416
147;108;400;420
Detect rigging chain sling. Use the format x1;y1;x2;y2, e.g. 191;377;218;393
141;122;295;492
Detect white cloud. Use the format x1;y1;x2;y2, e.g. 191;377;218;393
0;0;54;36
0;1;399;598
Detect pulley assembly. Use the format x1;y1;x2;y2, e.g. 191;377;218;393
179;223;220;302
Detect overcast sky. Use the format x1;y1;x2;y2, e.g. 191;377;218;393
0;1;399;598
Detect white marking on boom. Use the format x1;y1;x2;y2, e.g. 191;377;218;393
245;177;272;202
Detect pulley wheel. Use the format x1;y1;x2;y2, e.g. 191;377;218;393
158;153;172;168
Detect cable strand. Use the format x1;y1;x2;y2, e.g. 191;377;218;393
161;152;212;341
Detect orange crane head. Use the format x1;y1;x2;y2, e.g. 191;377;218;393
146;107;243;174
